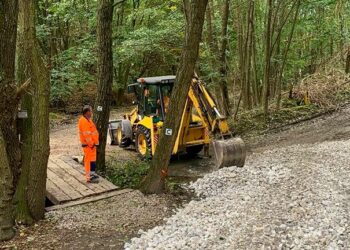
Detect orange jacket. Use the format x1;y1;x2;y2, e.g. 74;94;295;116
78;116;99;148
163;95;170;113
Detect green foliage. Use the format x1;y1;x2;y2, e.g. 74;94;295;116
50;38;96;104
106;159;150;189
34;0;350;111
114;0;184;78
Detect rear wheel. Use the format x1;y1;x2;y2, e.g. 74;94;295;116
186;145;204;156
136;126;152;158
119;122;132;148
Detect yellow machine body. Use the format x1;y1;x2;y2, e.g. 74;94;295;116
114;75;246;168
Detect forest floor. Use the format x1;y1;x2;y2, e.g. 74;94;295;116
1;105;350;249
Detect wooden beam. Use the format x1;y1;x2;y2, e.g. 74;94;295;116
45;189;134;212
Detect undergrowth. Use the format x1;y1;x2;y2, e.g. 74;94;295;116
106;159;150;189
233;103;320;136
233;67;350;136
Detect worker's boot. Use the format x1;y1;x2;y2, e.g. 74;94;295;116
91;172;100;179
88;176;99;183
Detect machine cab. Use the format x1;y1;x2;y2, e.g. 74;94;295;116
128;76;175;121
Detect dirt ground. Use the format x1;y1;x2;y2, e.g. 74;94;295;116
2;106;350;249
49;109;137;161
0;191;181;250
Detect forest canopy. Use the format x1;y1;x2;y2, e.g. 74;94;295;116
38;0;349;114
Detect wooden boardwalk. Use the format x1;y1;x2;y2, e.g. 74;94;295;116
46;156;119;205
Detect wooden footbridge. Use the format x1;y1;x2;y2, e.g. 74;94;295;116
46;155;128;211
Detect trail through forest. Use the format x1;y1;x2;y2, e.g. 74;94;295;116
1;106;350;249
127;107;350;249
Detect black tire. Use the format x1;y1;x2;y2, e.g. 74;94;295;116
135;126;152;159
119;122;132;148
186;145;204;156
119;137;132;148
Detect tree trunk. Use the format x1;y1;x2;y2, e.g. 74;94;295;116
205;0;219;103
346;46;350;74
0;0;20;242
218;0;230;116
15;34;33;223
94;0;114;173
17;0;50;223
0;131;15;241
237;0;254;110
141;0;208;194
251;5;259;106
262;0;273;116
276;0;300;109
245;0;254;109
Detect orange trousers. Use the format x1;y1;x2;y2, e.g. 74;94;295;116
83;146;96;181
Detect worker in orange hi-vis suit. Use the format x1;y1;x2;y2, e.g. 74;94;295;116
78;105;99;183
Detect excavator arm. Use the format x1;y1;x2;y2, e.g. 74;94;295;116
188;78;246;168
189;78;231;136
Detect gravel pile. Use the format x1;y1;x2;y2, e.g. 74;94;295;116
125;140;350;249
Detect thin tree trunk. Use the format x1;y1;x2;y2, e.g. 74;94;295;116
236;2;245;108
276;0;300;109
205;0;219;104
251;8;259;106
346;46;350;74
245;0;254;109
141;0;208;194
237;0;254;110
0;0;20;241
262;0;273;117
218;0;230;116
94;0;114;173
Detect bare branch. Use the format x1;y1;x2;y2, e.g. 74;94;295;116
16;78;31;99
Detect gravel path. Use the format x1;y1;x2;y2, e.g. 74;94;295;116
126;140;350;249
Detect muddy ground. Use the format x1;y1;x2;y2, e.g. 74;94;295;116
1;106;350;249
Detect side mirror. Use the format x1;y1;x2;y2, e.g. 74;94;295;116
127;85;136;94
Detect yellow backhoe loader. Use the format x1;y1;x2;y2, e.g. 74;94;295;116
109;75;246;168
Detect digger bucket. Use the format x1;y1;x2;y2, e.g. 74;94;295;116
212;137;246;169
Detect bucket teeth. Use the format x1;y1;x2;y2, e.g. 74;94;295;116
212;137;246;169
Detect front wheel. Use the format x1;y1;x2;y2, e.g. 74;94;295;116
135;126;152;159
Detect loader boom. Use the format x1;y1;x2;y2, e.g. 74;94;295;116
188;78;232;137
175;77;246;168
111;75;246;169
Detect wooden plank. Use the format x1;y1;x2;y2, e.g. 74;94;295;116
48;160;95;197
52;157;105;193
47;168;83;200
58;156;118;191
54;157;110;193
90;174;117;190
46;189;134;212
52;157;109;193
46;179;71;205
61;156;118;190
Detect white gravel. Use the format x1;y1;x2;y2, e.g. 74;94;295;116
125;140;350;249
